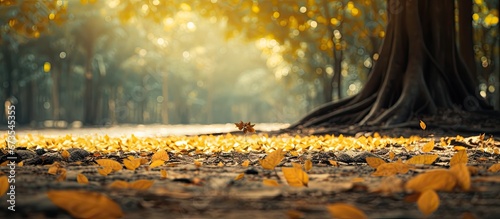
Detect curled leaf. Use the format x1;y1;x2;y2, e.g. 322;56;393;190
259;148;285;170
422;140;435;153
419;120;426;130
160;169;168;179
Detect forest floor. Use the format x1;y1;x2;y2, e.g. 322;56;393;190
1;124;499;219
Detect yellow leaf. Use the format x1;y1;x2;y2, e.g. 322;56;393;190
151;150;169;162
150;160;165;169
422;139;435;153
0;176;8;196
291;162;302;169
96;159;123;172
449;163;470;191
56;169;67;182
329;160;339;167
450;150;468;166
389;151;395;160
98;167;113;176
18;161;24;167
454;146;466;151
77;173;89;185
194;160;203;167
366;157;386;168
234;173;244;180
217;161;224;167
327;203;368;219
372;162;409;176
47;190;123;219
406;154;439;165
160;169;168;178
0;161;8;166
282;167;309;187
241;160;250;167
487;163;500;172
138;158;149;165
417;190;440;217
61;150;70;159
262;179;280;187
304;159;313;172
259;148;285;170
48;163;63;175
108;180;130;189
123;158;141;170
419;120;426;130
129;179;154;190
405;170;457;192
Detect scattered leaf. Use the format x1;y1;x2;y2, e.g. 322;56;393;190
327;203;368;219
389;151;395;160
262;179;280;187
282;167;309;187
260;148;285;170
76;173;89;185
150;160;165;169
450;150;468;166
56;169;67;182
372;162;410;176
234;173;244;180
487;163;500;172
461;212;477;219
329;160;339;167
0;161;8;166
160;169;168;178
151;150;169;162
0;176;8;196
61;150;70;159
95;159;123;172
404;193;421;203
129;179;154;190
194;160;203;167
422;139;435;153
449;163;470;191
17;161;24;167
453;146;466;151
417;190;440;217
235;121;256;134
108;180;130;189
98;167;113;176
217;161;224;167
366;157;386;168
304;159;313;172
47;190;123;219
291;162;303;169
286;210;304;219
406;154;439;165
405;170;457;192
123;158;141;171
419;120;426;130
241;160;250;167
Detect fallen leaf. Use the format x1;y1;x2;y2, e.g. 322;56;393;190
129;179;154;190
406;154;439;165
108;180;130;189
241;160;250;167
262;179;280;187
47;190;123;219
327;203;367;219
234;173;244;180
487;163;500;172
419;120;426;130
404;193;421;203
405;170;457;192
389;151;395;160
291;162;302;169
217;162;224;167
417;190;439;217
123;158;141;171
422;140;435;153
61;150;70;159
461;212;477;219
0;176;8;196
56;169;67;182
453;146;466;151
98;167;113;176
149;160;165;169
0;161;8;166
450;150;468;166
282;167;309;187
151;150;169;162
449;163;470;191
366;157;386;168
160;169;167;178
372;162;410;176
17;161;23;167
260;148;285;170
286;210;304;219
95;159;123;172
329;160;339;167
76;173;89;185
467;166;479;176
194;160;203;167
304;159;313;172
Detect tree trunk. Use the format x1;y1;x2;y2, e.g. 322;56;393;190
288;0;495;133
83;51;94;125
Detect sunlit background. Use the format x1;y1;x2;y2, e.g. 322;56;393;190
0;0;498;128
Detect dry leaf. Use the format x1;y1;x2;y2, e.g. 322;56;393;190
76;173;89;185
98;167;113;176
47;190;123;219
194;160;203;167
149;160;165;169
449;163;470;191
405;170;457;192
291;162;303;169
329;160;339;167
304;159;313;172
217;162;224;167
419;120;426;130
18;161;24;167
151;150;169;162
241;160;250;167
453;146;466;151
61;150;70;159
260;148;285;170
389;151;395;160
487;163;500;172
48;166;60;175
95;159;123;172
108;180;130;189
235;121;256;134
0;176;8;196
123;158;141;171
406;154;439;165
422;140;435;153
286;210;304;219
282;167;309;187
0;161;8;166
262;179;280;187
56;169;67;182
372;162;410;176
327;203;368;219
160;169;167;178
366;157;386;168
417;190;440;217
461;212;477;219
129;179;154;190
450;150;468;166
234;173;244;180
404;193;421;203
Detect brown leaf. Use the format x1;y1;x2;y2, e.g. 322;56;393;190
405;170;457;192
291;162;302;169
56;169;67;182
329;160;339;167
234;121;245;130
108;180;130;189
417;190;440;217
160;169;168;179
95;159;123;172
0;176;8;196
282;167;309;187
129;179;154;190
304;159;313;172
422;139;435;153
389;151;395;160
17;161;23;167
149;160;165;169
47;190;123;219
461;212;477;219
450;150;468;166
372;162;410;176
61;150;70;159
151;150;169;162
286;210;304;219
241;160;250;167
327;203;368;219
123;158;141;171
487;163;500;172
449;163;470;191
262;179;280;187
76;173;89;185
234;173;244;181
419;120;426;130
406;154;439;165
259;148;285;170
217;161;224;167
98;167;113;176
366;157;386;168
194;160;203;167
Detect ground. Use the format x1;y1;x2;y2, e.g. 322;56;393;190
1;124;499;219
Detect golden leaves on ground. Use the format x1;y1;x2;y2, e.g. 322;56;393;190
234;121;256;134
123;157;141;171
422;139;435;153
405;170;457;192
96;159;122;172
450;150;468;166
282;167;309;187
98;167;113;176
260;148;285;170
47;190;123;219
48;162;67;181
488;163;500;172
151;150;169;162
150;160;165;169
108;179;154;190
262;179;280;187
372;160;410;177
327;203;367;219
417;190;439;217
406;154;438;165
0;176;8;196
419;120;426;130
366;157;386;168
77;173;89;184
61;150;70;160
